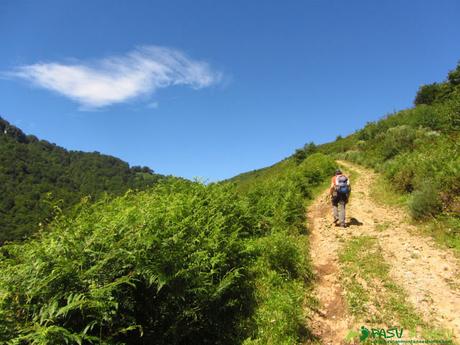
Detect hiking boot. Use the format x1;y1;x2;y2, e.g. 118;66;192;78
341;223;347;228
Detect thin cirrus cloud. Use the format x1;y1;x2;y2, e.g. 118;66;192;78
8;46;222;109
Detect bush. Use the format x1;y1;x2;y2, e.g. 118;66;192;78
244;176;305;236
297;153;336;186
409;183;442;220
293;149;307;164
414;83;443;106
384;154;416;192
0;181;254;344
233;153;334;344
259;232;306;279
377;125;416;160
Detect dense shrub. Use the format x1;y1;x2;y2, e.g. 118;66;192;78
239;154;334;344
414;83;444;106
244;177;305;236
0;181;254;344
383;153;417;192
414;62;460;106
377;125;417;160
293;149;307;164
243;238;308;345
294;153;336;196
409;184;443;220
256;232;306;279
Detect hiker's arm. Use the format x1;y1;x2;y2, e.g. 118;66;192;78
330;176;336;192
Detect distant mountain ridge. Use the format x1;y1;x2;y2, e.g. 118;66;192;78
0;117;167;242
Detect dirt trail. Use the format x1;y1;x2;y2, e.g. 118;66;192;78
308;161;460;344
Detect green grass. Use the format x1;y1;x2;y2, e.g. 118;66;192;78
339;236;454;343
420;215;460;256
227;159;294;194
370;174;409;208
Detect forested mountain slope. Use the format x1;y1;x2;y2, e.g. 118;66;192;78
0;117;167;242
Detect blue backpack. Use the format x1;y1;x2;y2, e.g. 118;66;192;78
336;175;349;195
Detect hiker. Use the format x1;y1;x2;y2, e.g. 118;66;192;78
330;169;350;227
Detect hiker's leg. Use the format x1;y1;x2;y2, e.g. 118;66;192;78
332;200;339;222
333;205;338;221
338;200;346;226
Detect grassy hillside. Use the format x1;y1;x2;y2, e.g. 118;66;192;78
0;117;169;242
228;159;292;192
229;142;319;192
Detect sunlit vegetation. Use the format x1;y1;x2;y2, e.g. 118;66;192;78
0;148;335;343
339;236;451;341
1;60;458;344
0;117;169;242
314;62;460;250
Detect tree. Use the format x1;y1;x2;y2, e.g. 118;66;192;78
447;62;460;86
414;83;442;106
303;142;317;155
293;149;306;164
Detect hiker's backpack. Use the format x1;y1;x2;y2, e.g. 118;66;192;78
335;175;349;195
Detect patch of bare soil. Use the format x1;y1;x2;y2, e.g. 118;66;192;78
307;161;460;344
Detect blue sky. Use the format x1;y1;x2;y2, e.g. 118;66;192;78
1;1;459;181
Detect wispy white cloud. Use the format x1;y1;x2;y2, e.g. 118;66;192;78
8;46;222;109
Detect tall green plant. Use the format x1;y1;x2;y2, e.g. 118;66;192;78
0;181;255;344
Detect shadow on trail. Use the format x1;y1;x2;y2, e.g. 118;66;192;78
299;324;320;344
348;217;363;226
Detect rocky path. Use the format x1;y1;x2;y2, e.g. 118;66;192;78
307;161;460;344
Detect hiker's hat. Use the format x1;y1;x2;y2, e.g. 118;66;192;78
335;169;342;175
